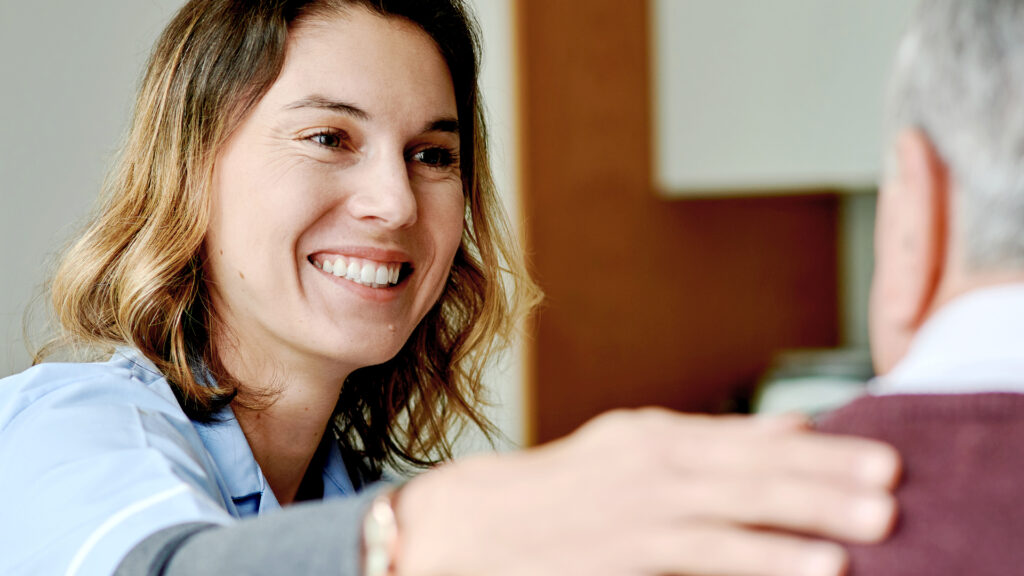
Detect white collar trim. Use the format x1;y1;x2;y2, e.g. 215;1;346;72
871;283;1024;395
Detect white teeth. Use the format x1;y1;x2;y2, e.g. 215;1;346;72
360;263;376;283
317;256;403;288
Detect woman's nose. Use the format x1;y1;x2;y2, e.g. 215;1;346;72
346;152;418;229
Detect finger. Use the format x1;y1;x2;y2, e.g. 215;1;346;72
752;412;812;432
637;523;847;576
758;432;901;489
667;424;901;489
581;410;899;488
667;475;897;543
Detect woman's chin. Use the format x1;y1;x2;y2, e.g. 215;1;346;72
311;331;411;373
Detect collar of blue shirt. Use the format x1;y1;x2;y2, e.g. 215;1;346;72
118;348;356;517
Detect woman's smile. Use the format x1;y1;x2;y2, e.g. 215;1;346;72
306;246;415;300
310;255;406;289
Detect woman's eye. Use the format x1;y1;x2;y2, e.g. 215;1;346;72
307;130;345;148
412;147;459;168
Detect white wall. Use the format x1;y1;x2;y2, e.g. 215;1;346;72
838;193;877;349
0;0;527;447
0;0;188;376
652;0;915;194
460;0;527;452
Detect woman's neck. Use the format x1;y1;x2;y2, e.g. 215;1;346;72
219;341;352;506
233;392;339;505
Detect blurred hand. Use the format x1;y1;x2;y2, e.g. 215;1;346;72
395;408;900;576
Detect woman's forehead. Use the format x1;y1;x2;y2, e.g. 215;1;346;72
267;9;457;123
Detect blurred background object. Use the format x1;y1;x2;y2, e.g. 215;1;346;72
753;348;874;416
518;0;911;443
0;0;914;449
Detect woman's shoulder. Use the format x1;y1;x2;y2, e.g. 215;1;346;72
0;350;236;575
0;348;185;428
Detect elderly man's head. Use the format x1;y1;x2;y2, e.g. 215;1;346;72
871;0;1024;373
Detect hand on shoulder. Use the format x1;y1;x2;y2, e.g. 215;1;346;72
394;408;899;576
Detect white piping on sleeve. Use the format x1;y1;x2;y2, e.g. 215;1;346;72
65;484;191;576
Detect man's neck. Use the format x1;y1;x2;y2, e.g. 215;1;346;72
876;280;1024;396
930;267;1024;318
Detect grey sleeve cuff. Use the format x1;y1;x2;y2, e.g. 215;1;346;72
114;522;217;576
116;482;395;576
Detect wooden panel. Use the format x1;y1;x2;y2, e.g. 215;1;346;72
518;0;840;444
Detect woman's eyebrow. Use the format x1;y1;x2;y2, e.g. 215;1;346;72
425;118;459;134
284;96;370;120
285;96;458;135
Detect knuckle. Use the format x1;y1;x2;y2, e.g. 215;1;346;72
629;406;677;436
593;408;622;421
587;408;632;429
578;409;677;469
585;407;654;436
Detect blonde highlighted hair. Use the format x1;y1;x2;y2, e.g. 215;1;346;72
39;0;541;476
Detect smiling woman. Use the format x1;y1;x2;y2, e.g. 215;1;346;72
0;1;902;576
202;6;474;503
3;1;537;574
41;0;523;483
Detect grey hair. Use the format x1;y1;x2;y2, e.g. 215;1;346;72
886;0;1024;270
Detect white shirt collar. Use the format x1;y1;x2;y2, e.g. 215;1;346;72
871;283;1024;395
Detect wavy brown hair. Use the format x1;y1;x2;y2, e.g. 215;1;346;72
38;0;541;477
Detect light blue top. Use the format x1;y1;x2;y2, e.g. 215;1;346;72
0;348;355;576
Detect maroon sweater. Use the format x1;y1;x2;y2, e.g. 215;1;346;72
816;392;1024;576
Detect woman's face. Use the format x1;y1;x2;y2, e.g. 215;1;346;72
204;8;465;377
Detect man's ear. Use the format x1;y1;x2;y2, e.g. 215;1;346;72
875;129;949;335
